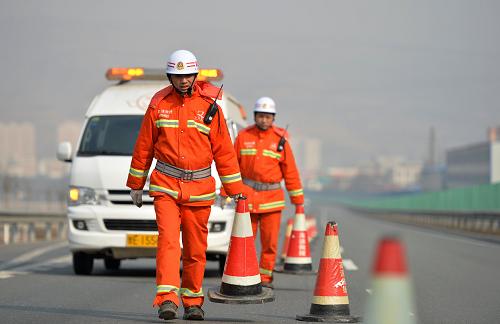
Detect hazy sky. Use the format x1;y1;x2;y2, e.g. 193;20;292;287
1;0;499;166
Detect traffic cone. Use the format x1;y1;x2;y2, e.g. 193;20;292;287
279;217;294;264
364;237;417;324
208;197;274;304
276;205;315;274
297;221;360;322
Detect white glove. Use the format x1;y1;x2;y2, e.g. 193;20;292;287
130;189;143;208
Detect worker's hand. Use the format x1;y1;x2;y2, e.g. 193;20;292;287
295;204;304;213
230;193;245;202
130;189;143;208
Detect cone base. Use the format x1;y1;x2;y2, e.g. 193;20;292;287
220;282;262;296
296;313;361;323
274;265;316;275
208;287;275;304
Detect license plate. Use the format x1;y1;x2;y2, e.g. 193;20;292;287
126;234;158;247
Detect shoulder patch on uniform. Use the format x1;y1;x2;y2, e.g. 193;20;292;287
149;85;173;109
197;81;223;99
273;126;289;140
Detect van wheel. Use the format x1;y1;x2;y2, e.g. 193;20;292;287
73;252;94;275
104;257;121;270
218;254;226;276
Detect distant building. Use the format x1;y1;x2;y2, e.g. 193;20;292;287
57;120;82;149
0;122;37;177
390;162;423;188
420;165;446;191
38;158;69;179
290;136;322;177
446;140;500;188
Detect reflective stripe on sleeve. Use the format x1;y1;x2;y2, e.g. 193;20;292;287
129;167;148;178
288;188;304;197
260;268;273;276
149;184;179;199
220;172;242;184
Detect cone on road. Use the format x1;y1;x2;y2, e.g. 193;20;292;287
297;221;361;322
279;217;294;264
208;197;274;304
276;205;315;274
364;237;417;324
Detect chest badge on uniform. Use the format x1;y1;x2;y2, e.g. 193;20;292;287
195;110;205;122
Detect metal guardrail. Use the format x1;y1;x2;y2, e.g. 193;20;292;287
0;212;67;245
347;206;500;236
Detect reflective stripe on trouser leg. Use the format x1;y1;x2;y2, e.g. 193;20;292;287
251;211;281;283
180;204;210;307
153;195;181;307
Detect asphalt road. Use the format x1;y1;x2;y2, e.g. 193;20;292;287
1;204;499;323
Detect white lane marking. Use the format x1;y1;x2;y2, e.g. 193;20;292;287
0;242;67;270
0;271;28;279
342;259;358;271
14;255;71;272
366;289;372;295
0;255;71;280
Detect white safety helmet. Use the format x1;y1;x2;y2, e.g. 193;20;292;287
166;50;199;75
254;97;277;114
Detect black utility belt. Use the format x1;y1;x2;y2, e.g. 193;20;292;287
155;160;211;181
243;178;281;191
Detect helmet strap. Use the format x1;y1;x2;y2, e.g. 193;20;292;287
167;73;197;97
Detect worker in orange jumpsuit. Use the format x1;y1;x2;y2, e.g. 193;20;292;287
234;96;304;289
126;50;244;321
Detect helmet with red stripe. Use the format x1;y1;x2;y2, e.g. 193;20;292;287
166;50;199;75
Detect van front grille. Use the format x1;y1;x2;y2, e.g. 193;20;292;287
104;219;158;231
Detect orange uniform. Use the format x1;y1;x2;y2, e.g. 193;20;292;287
235;124;304;283
127;81;244;308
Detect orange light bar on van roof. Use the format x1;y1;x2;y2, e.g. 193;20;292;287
105;67;224;82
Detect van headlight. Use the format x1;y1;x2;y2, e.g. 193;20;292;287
68;186;100;206
215;195;235;210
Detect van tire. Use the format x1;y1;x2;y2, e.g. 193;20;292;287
73;252;94;275
104;257;121;270
218;254;226;276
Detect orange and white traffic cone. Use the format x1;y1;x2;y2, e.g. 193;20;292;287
364;237;417;324
277;205;315;274
208;197;274;304
279;217;294;264
297;221;360;322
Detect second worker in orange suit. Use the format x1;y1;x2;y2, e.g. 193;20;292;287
127;50;244;321
234;96;304;288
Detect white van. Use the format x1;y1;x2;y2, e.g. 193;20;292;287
57;68;247;275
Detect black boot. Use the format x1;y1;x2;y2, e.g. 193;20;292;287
183;306;204;320
158;301;178;320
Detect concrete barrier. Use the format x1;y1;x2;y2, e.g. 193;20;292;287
0;213;67;245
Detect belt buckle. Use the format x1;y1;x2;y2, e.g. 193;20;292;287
182;170;193;181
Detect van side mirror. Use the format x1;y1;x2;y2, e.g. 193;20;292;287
57;142;73;162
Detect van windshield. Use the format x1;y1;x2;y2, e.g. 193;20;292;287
78;115;143;156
